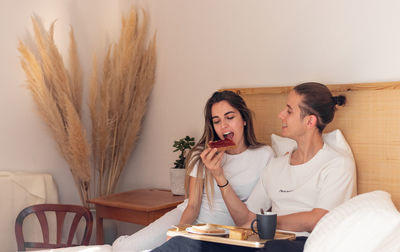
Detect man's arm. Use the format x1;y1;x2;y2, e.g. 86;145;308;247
278;154;355;233
277;208;328;232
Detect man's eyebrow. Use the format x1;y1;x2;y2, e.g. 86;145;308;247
286;104;293;110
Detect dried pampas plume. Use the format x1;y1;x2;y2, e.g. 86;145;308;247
90;8;157;196
18;7;156;205
18;17;90;206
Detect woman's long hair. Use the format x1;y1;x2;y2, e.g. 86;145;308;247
184;90;263;207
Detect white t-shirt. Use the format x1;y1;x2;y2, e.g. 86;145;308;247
178;145;274;226
246;143;356;237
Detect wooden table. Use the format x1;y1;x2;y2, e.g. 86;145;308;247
87;188;185;244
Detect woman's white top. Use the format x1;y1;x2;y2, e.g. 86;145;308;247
246;143;356;237
177;145;274;226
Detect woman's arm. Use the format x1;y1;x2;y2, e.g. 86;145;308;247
178;176;202;225
200;147;254;227
218;184;256;227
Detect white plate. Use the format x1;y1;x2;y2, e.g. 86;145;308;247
186;227;229;236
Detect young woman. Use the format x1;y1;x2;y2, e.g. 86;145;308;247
112;90;274;252
153;82;356;252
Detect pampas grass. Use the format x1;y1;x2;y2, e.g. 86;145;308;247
18;17;90;206
19;8;156;204
90;8;156;196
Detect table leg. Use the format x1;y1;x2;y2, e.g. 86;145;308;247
96;214;104;245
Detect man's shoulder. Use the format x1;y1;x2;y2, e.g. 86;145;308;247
320;144;356;174
263;154;290;175
321;144;354;163
249;144;274;153
246;145;274;160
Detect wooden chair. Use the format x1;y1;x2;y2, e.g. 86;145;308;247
15;204;93;251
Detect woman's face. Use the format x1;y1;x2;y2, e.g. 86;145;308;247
278;91;308;139
211;100;246;154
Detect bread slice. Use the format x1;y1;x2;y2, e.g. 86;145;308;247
191;224;226;234
229;228;252;240
207;138;236;151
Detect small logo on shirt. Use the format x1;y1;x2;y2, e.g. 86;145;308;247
279;189;294;193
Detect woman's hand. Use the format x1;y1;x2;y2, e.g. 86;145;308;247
200;147;225;182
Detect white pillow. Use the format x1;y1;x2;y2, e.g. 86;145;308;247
271;129;353;158
304;191;400;252
271;133;297;157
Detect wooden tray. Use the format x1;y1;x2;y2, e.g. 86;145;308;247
167;224;296;248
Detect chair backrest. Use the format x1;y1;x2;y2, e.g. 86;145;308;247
15;204;93;251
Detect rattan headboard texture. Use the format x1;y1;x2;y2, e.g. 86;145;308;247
223;82;400;210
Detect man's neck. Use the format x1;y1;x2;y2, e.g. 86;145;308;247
291;131;324;165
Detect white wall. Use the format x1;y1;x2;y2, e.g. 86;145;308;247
2;0;400;238
0;0;121;205
117;0;400;192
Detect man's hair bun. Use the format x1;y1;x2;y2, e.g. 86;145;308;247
332;95;346;106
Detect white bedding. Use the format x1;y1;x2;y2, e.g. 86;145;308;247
34;245;112;252
304;191;400;252
31;192;400;252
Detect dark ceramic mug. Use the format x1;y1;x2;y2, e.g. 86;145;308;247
250;212;277;240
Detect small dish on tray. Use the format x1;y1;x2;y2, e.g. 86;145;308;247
186;227;229;236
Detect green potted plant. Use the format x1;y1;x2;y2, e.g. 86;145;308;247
170;136;195;195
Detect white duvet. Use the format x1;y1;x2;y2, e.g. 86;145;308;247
34;245;112;252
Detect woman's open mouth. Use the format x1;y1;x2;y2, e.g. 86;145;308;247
223;132;234;140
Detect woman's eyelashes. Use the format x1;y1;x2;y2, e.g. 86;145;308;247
212;115;235;125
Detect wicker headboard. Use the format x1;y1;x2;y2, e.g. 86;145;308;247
223;82;400;210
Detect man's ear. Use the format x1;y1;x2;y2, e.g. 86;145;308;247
306;114;318;128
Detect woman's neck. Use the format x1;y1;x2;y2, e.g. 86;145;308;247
226;141;247;155
290;131;324;165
